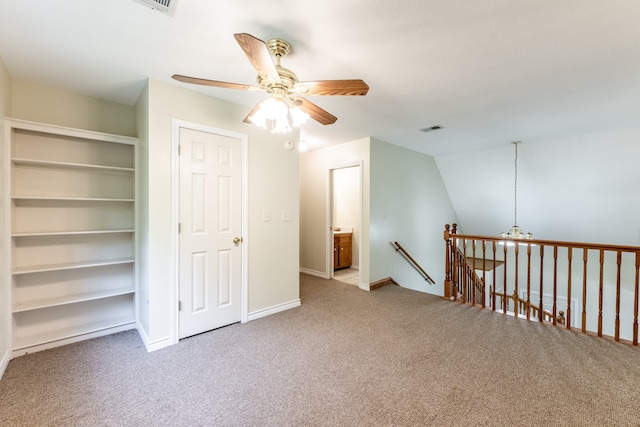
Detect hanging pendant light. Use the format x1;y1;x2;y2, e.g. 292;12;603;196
501;141;533;240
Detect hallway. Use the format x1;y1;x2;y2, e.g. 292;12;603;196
333;268;359;286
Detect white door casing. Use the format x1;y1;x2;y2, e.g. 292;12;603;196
178;126;243;339
327;163;363;284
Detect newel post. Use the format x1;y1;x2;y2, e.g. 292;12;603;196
444;224;454;299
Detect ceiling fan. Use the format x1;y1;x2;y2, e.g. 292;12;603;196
172;33;369;132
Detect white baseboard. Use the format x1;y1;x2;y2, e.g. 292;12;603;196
359;283;371;291
136;322;174;352
0;349;10;381
11;323;136;358
299;267;329;279
247;299;301;322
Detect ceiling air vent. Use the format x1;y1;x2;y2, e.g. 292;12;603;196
420;125;443;133
131;0;177;16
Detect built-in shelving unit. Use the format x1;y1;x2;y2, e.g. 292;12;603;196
4;119;138;356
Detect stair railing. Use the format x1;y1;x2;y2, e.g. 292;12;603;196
491;287;563;324
450;246;486;306
444;223;640;346
393;241;436;284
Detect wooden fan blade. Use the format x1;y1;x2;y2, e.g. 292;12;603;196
172;74;258;91
298;79;369;96
233;33;280;82
242;99;266;124
297;98;337;125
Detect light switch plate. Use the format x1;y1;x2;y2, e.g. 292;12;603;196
262;210;270;222
282;210;293;222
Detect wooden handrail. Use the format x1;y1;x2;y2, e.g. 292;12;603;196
447;230;640;253
393;241;436;284
444;223;640;346
491;288;564;324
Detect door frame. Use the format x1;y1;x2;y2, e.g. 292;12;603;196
326;162;363;284
170;119;249;344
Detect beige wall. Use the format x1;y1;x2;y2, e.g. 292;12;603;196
435;131;640;246
300;137;457;295
139;79;300;348
0;58;10;117
0;57;11;373
10;79;136;137
369;138;458;295
300;138;370;285
134;83;150;335
1;74;299;357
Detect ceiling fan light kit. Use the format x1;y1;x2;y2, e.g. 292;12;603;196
172;33;369;134
247;97;310;134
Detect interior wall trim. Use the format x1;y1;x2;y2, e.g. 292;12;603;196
0;349;10;381
136;323;173;352
299;267;329;279
247;299;301;322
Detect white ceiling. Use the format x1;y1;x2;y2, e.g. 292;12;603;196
1;0;639;156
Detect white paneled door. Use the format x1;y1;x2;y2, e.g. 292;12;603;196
178;127;243;339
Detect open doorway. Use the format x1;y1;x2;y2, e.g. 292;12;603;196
329;164;362;286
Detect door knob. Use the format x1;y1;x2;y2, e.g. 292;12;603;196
233;237;242;244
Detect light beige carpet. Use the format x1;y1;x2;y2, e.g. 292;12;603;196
1;273;639;426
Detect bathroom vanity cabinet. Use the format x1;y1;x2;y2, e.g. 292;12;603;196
333;232;352;270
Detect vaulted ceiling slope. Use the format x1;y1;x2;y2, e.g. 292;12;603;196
0;0;639;156
2;1;640;246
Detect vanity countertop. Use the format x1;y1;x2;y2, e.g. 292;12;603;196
333;226;353;235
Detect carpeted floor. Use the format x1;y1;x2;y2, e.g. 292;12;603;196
1;273;639;426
